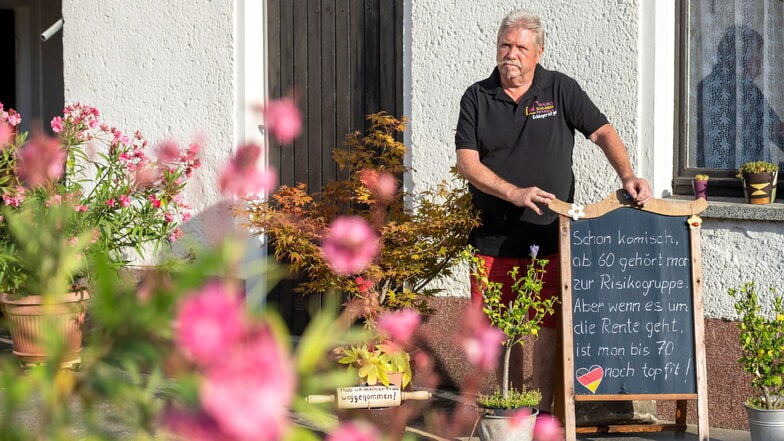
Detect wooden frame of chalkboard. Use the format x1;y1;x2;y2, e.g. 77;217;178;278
550;190;709;441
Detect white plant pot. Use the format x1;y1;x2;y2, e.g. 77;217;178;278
745;402;784;441
477;408;538;441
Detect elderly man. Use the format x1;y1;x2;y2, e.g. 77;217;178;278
455;9;651;413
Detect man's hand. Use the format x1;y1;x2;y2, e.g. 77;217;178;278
622;177;652;206
508;186;555;215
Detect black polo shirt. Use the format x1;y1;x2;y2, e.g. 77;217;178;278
455;64;609;257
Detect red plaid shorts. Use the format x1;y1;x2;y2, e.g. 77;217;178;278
469;253;560;329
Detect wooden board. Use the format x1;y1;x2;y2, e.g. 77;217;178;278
551;191;709;441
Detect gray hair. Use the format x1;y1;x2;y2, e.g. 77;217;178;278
497;9;545;49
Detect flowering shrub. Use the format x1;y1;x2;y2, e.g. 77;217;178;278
0;98;565;441
729;282;784;410
243;112;479;325
0;102;200;292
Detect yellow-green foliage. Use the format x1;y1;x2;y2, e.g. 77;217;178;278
243;112;479;319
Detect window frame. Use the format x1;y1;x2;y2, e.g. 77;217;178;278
674;1;781;198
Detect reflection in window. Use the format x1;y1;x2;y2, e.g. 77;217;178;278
689;1;784;170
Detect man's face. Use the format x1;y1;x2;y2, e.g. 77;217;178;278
496;28;544;84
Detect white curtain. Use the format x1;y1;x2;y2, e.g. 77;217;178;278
689;0;784;170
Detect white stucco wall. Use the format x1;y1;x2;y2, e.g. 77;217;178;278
61;0;240;248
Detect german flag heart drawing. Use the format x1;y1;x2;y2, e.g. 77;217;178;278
575;365;604;393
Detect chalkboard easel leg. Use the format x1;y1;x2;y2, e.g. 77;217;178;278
675;399;688;433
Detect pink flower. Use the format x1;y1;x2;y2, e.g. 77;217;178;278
0;121;14;148
355;276;374;294
326;422;380;441
118;194;131;207
164;212;174;223
169;228;184;242
458;303;505;371
157;139;181;163
175;282;247;364
534;414;564;441
509;407;533;428
16;134;66;187
161;407;233;441
360;169;398;203
50;116;63;133
74;204;88;212
133;164;161;189
201;325;295;441
259;97;302;144
219;144;278;198
148;194;161;208
106;198;116;207
322;216;380;276
377;309;421;344
4;109;21;126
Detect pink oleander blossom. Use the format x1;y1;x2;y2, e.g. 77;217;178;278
161;407;234;441
322;216;380;276
169;228;184;242
458;303;505;371
325;422;380;441
359;169;398;203
534;414;564;441
508;407;533;428
377;308;421;344
201;325;295;441
50;116;63;133
16;134;66;187
219;144;278;198
157;139;181;163
175;282;247;364
118;194;131;207
259;97;302;144
0;121;14;148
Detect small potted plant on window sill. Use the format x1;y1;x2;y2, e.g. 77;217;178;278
728;282;784;441
468;245;558;441
737;161;778;204
692;174;709;200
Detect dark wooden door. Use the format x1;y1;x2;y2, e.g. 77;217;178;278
266;0;403;334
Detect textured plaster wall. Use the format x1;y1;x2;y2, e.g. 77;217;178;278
61;0;237;250
701;220;784;319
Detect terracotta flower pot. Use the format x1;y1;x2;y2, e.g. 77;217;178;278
0;291;90;367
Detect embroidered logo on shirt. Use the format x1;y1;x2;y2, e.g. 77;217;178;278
525;100;558;120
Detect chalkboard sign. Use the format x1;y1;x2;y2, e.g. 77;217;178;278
549;191;709;441
570;207;695;395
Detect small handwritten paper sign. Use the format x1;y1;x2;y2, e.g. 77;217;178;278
336;385;401;409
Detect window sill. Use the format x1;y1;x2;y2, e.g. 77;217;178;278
667;196;784;222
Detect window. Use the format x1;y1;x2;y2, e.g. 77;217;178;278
676;1;784;196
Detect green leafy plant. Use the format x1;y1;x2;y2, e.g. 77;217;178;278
729;282;784;410
736;161;779;177
337;341;412;388
243;112;478;321
477;388;541;410
467;246;558;408
0;103;199;294
0;194;93;296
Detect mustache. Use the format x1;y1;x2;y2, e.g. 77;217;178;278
498;60;522;68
